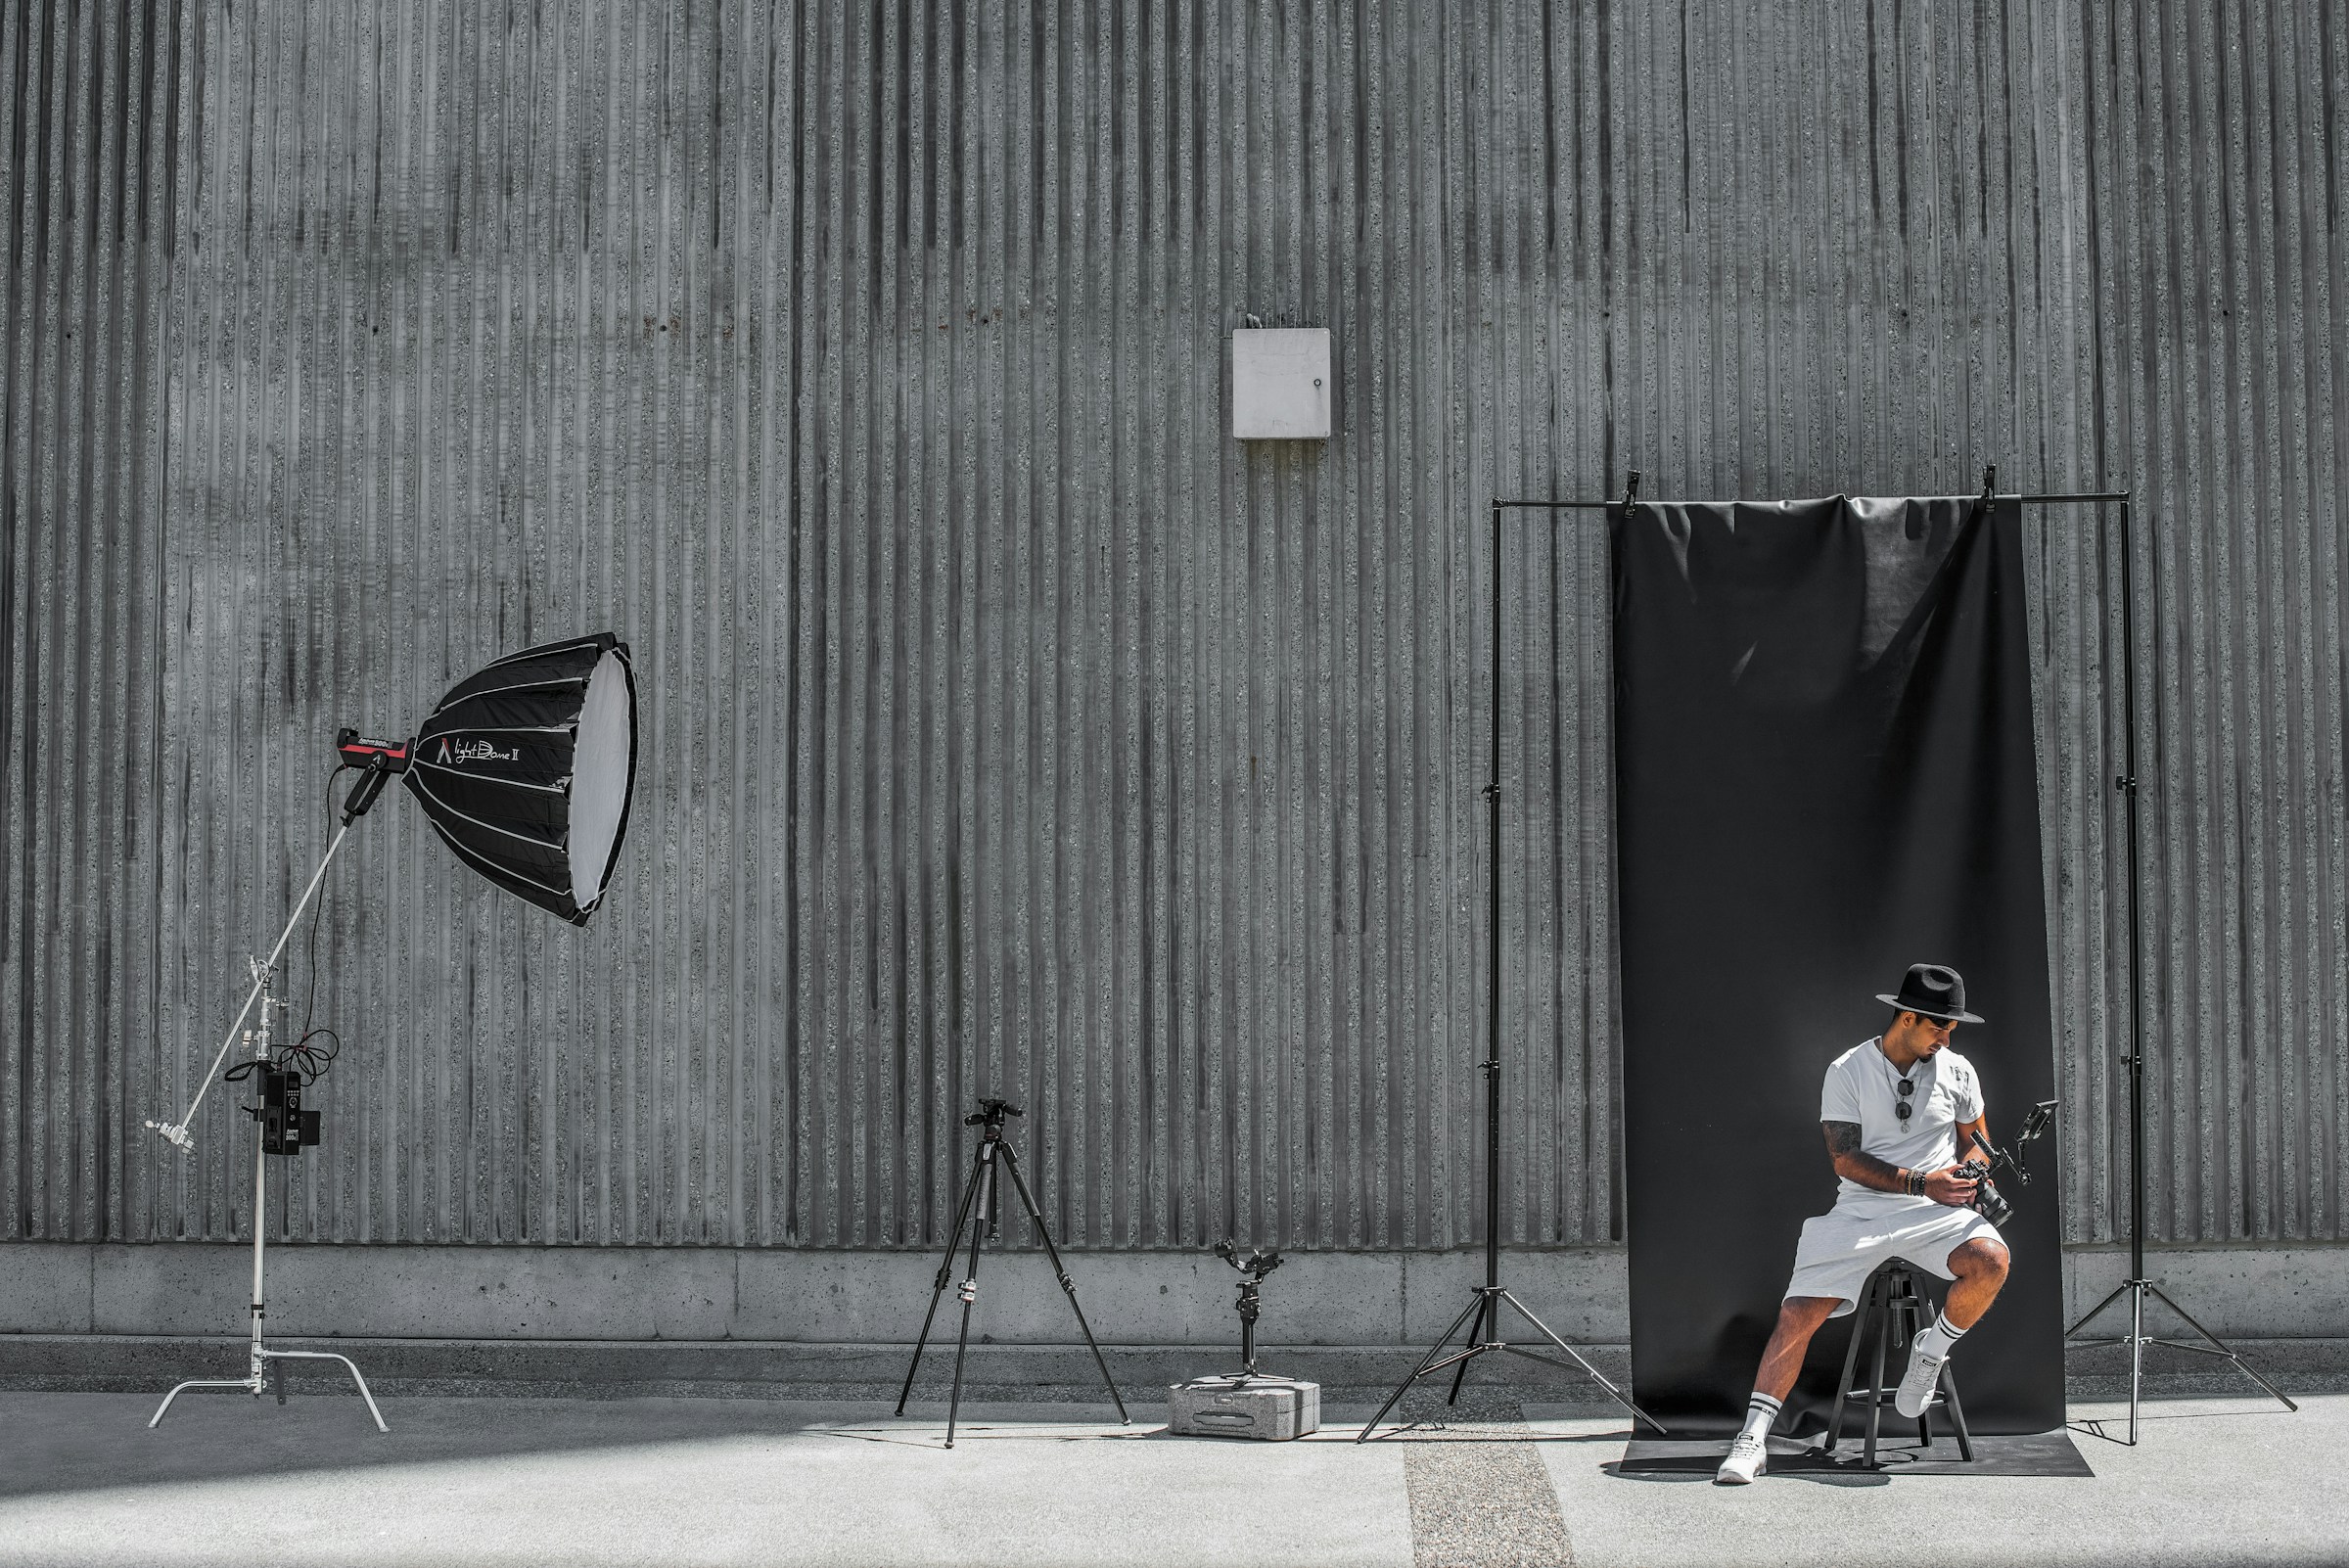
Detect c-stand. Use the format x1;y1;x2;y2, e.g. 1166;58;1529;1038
149;960;387;1432
894;1098;1128;1447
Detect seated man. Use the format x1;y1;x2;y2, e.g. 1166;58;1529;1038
1716;962;2011;1485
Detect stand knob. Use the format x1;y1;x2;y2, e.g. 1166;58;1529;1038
144;1120;194;1152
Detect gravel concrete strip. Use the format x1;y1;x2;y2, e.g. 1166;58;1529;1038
1390;1397;1575;1567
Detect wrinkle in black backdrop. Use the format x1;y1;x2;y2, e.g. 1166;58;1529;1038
1610;495;2061;1436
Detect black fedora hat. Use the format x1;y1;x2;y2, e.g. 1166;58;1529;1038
1875;963;1985;1024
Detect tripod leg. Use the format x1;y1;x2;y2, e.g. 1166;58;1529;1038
2130;1282;2143;1446
2144;1283;2300;1413
998;1147;1128;1423
897;1148;990;1417
944;1155;991;1449
2066;1277;2136;1338
1355;1292;1487;1442
1493;1291;1668;1435
1445;1294;1492;1407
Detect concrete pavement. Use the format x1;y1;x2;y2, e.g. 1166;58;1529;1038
1;1389;2339;1567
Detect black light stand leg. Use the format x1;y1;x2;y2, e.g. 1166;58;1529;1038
943;1147;995;1449
2141;1283;2299;1411
997;1146;1128;1424
1445;1296;1492;1406
1491;1292;1661;1431
896;1143;990;1417
1355;1291;1488;1441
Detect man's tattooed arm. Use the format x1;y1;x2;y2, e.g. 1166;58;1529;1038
1820;1120;1913;1194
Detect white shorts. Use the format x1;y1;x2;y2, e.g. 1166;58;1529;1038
1783;1196;2004;1317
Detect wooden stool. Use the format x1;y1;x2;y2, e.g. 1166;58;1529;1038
1823;1261;1975;1468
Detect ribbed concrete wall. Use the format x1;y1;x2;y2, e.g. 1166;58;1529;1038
3;1;2341;1255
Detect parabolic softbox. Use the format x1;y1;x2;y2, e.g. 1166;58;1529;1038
402;632;639;925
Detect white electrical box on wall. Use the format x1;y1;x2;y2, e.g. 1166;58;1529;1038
1231;328;1332;439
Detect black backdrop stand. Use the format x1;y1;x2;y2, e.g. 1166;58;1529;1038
2035;477;2296;1446
1359;473;2293;1448
1358;476;1666;1444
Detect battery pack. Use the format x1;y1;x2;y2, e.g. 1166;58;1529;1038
1167;1375;1320;1441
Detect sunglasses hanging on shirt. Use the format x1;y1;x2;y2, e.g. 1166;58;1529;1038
1895;1079;1914;1122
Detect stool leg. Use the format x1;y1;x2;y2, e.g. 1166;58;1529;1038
1824;1288;1867;1454
1905;1286;1933;1449
1865;1285;1890;1468
1825;1272;1878;1454
1939;1360;1975;1462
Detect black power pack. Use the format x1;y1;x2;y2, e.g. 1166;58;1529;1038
254;1069;322;1156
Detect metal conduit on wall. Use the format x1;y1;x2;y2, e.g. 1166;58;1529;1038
2;1;2342;1255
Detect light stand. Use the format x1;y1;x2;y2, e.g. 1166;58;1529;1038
146;761;400;1432
893;1098;1129;1448
1358;479;1666;1443
2049;483;2296;1444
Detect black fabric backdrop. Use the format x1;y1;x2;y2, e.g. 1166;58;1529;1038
1610;494;2063;1437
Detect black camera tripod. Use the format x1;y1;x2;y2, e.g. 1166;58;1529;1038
894;1098;1128;1447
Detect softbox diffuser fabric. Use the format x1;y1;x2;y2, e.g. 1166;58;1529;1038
1610;495;2061;1436
404;632;639;926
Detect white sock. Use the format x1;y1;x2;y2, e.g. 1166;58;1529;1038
1739;1392;1782;1443
1915;1313;1968;1361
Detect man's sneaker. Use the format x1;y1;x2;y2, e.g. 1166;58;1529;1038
1715;1431;1768;1485
1894;1344;1947;1417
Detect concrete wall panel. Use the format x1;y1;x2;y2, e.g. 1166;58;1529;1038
2;1;2343;1259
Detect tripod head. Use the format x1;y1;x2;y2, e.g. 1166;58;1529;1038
964;1097;1024;1132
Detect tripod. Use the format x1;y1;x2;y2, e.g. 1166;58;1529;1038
1358;486;1667;1445
150;961;387;1432
894;1098;1128;1447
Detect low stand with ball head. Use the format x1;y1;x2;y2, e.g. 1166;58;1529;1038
894;1098;1128;1447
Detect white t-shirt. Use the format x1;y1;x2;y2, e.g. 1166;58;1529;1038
1819;1038;1984;1203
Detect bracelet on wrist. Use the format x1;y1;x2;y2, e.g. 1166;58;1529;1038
1905;1170;1926;1197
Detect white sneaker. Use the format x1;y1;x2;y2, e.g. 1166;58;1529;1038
1894;1345;1947;1417
1715;1431;1768;1484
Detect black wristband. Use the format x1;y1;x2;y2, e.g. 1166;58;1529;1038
1905;1170;1926;1197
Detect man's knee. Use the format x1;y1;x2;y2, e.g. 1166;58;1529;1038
1949;1238;2010;1282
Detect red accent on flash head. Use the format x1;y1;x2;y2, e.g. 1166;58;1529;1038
335;728;411;771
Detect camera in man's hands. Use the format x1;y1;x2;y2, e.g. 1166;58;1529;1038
1952;1156;2012;1226
1952;1100;2058;1229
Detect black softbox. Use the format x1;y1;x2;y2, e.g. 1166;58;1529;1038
399;632;639;925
